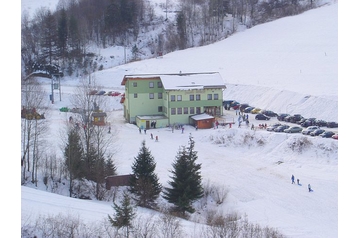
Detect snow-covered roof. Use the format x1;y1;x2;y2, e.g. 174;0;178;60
190;113;215;121
122;72;226;90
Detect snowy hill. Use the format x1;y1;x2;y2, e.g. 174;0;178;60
18;0;344;238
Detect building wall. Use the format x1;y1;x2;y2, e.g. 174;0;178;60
123;76;224;126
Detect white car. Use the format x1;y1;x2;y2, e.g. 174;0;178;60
301;126;320;135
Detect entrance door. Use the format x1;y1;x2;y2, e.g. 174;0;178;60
146;120;150;129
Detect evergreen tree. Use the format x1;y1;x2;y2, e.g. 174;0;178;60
108;192;136;238
129;140;162;208
105;157;117;177
64;128;84;197
57;8;68;60
162;135;204;215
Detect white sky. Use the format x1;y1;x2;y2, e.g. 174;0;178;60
14;0;358;237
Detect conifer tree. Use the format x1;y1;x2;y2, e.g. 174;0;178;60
162;135;204;215
108;192;136;238
64;128;84;197
129;140;162;208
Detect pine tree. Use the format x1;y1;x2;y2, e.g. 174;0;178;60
129;140;162;208
162;135;204;215
108;192;136;238
64;128;84;197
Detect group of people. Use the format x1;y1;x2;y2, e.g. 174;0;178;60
291;175;313;192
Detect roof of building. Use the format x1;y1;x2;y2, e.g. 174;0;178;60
121;72;226;90
190;113;215;121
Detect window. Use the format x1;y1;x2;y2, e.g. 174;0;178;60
158;92;163;99
196;107;201;114
158;106;163;112
158;82;163;88
171;95;176;101
214;93;219;100
149;82;154;88
171;108;176;115
207;94;212;100
149;93;154;99
190;107;194;114
196;94;201;101
190;95;194;101
184;107;188;114
133;82;137;87
134;93;138;98
177;95;182;101
177;108;182;114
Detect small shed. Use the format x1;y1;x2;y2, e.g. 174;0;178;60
105;174;133;190
91;112;107;126
190;113;215;129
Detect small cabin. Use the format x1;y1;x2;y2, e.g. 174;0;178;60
190;113;215;129
105;174;133;190
91;112;107;126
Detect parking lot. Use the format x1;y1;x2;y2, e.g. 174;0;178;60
220;106;338;138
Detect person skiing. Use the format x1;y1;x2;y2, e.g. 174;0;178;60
308;184;312;192
291;175;295;184
297;178;300;185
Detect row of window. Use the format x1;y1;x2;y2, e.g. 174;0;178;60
133;81;162;88
155;106;202;115
133;92;219;101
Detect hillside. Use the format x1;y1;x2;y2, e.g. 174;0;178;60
19;0;341;238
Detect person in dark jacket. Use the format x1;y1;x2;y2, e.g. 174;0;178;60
291;175;295;184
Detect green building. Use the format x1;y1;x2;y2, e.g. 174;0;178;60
120;72;226;129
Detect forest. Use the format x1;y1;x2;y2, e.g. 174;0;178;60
21;0;316;79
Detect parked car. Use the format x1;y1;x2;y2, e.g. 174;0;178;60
267;123;281;131
261;110;278;117
111;91;121;96
332;133;338;140
96;90;106;95
250;108;261;114
239;103;250;112
320;131;335;138
274;124;290;132
104;91;113;96
223;100;240;110
284;126;303;133
300;118;316;127
326;121;338;128
277;113;290;121
88;90;98;95
284;114;303;123
313;119;327;127
310;129;325;136
255;113;270;120
244;106;255;113
302;126;320;135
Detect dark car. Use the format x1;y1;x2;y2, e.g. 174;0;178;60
244;106;255;113
239;103;250;112
96;90;106;95
300;118;316;127
326;121;338;128
310;129;325;136
284;114;303;123
267;123;282;131
274;124;290;132
313;119;327;127
320;131;335;138
277;113;290;121
223;100;239;110
261;110;278;117
255;113;270;120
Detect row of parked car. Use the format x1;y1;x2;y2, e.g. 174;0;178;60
88;90;121;96
223;100;338;139
266;123;337;139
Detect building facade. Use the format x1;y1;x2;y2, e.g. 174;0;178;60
120;72;226;129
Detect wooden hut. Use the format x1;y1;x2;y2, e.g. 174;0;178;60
190;113;215;129
91;112;107;126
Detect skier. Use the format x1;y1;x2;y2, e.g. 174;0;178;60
308;184;312;192
150;133;153;140
291;175;295;184
297;178;300;185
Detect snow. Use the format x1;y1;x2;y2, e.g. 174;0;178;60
16;0;357;237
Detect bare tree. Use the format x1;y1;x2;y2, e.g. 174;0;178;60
21;77;49;185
